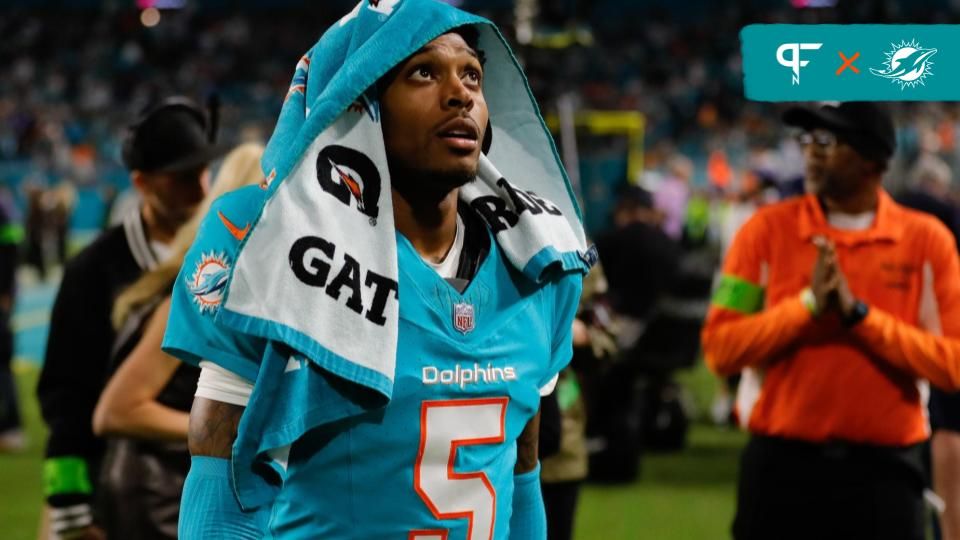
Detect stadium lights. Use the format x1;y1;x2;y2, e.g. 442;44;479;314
140;7;160;28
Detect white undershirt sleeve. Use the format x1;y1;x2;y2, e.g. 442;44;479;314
196;360;255;407
539;374;559;397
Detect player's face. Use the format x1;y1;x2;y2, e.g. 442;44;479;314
381;32;488;195
800;129;874;199
137;166;209;233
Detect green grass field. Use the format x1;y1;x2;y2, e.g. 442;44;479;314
2;365;47;540
574;426;744;539
1;364;746;540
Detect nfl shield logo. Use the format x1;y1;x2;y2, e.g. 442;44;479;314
453;302;475;334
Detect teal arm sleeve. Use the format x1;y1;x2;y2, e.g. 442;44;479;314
178;457;270;539
509;462;547;539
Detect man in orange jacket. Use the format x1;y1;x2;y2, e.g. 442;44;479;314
702;102;960;540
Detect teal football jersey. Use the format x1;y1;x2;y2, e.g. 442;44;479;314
163;185;582;540
163;185;269;383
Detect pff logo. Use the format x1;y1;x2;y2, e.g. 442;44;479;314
777;42;823;85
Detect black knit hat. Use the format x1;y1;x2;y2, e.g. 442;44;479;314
783;102;896;164
122;96;228;173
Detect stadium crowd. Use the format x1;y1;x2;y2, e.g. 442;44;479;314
4;0;960;539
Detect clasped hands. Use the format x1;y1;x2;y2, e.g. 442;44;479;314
808;236;858;319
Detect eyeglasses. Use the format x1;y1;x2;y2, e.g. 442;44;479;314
796;130;838;149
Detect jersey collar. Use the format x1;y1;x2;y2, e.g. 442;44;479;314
797;188;903;246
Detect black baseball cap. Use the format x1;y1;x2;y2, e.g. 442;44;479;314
123;98;229;173
617;185;655;210
782;102;896;163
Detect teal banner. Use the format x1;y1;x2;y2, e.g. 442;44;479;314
741;25;959;101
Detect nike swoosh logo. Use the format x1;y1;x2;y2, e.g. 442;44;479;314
218;210;250;241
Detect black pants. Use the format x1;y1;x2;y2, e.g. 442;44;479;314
734;435;925;540
0;325;18;432
23;237;45;280
543;481;581;540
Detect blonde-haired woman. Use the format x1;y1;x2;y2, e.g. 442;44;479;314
91;142;264;539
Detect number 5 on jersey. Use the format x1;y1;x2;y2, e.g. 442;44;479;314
413;397;509;540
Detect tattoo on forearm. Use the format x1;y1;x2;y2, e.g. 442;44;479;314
515;411;540;474
188;397;245;458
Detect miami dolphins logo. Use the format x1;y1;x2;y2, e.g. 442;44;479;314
870;39;937;90
367;0;400;16
347;94;380;123
188;252;230;313
339;0;401;26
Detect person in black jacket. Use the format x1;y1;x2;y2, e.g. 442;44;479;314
87;143;263;540
589;186;682;482
36;96;225;540
0;198;23;452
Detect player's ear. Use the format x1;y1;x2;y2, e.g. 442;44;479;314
130;170;148;193
863;157;885;178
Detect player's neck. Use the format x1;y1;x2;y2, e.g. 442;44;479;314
392;187;459;264
821;185;879;216
140;203;175;245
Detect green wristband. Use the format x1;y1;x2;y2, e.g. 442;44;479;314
0;224;23;244
43;457;93;497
